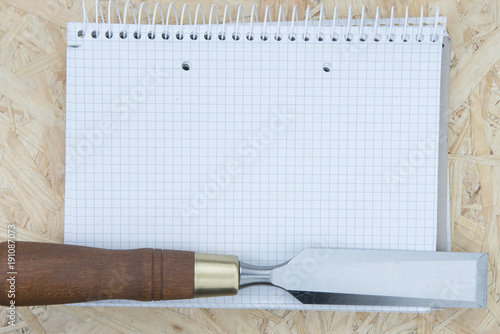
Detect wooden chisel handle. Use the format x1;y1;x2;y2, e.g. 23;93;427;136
0;241;239;306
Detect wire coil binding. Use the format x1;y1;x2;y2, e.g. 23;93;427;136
78;1;445;43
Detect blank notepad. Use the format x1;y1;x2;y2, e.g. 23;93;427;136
65;4;448;311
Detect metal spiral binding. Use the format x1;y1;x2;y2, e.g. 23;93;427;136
78;0;444;43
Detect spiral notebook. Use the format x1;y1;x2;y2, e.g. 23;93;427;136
64;3;450;311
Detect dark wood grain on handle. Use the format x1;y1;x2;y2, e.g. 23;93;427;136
0;242;194;306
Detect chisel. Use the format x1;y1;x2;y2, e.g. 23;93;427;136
0;242;487;308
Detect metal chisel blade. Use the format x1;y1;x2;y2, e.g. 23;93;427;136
243;249;488;308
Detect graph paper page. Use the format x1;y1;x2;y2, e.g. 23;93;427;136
65;19;447;311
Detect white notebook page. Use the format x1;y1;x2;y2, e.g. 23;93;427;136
65;17;446;311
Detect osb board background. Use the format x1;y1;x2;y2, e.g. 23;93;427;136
0;0;499;332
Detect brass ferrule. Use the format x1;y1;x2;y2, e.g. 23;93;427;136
194;253;240;298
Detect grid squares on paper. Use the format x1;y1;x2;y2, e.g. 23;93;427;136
65;21;445;311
